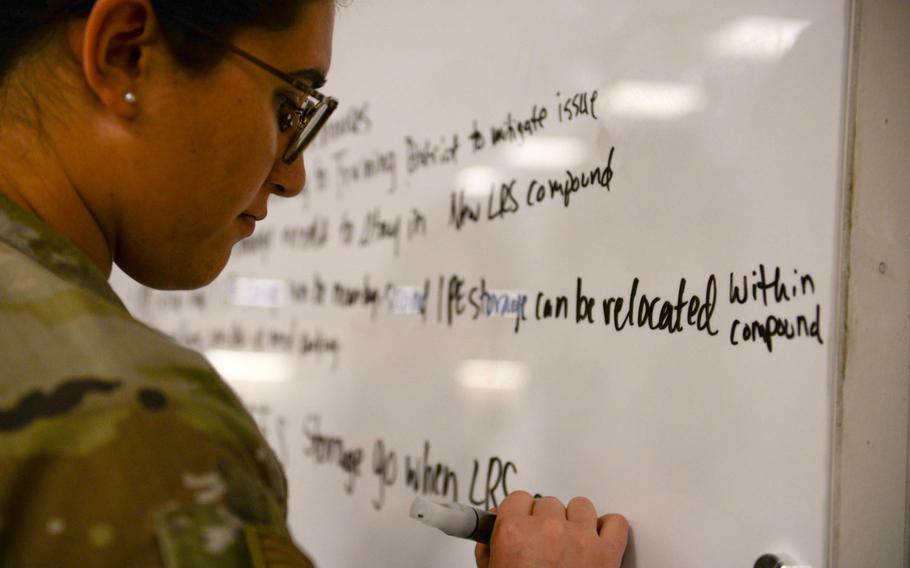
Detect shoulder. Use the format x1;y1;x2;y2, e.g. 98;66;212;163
0;241;282;495
1;240;211;394
0;244;299;566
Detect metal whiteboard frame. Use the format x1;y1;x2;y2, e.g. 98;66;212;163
831;0;910;566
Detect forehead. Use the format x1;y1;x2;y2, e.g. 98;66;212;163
233;1;335;83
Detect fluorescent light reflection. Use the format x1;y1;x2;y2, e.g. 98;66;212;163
455;166;503;197
226;277;289;308
709;17;811;61
505;137;590;170
457;360;529;391
600;81;706;120
205;349;295;383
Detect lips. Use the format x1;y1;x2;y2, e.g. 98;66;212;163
242;211;267;222
237;214;257;237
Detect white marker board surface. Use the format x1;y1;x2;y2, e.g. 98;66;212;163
114;1;851;566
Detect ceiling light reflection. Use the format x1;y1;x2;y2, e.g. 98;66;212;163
455;166;503;197
709;17;812;61
506;137;590;170
456;359;529;391
205;349;295;383
600;81;707;120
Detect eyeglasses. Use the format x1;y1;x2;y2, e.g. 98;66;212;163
158;12;338;165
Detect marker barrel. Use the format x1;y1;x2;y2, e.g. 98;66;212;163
410;497;497;544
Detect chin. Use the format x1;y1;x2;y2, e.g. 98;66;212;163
117;249;230;291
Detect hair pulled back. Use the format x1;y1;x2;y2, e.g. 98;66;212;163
0;0;308;83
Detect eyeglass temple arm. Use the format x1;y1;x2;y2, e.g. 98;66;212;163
156;9;328;101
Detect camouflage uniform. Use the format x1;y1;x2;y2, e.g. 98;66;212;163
0;193;314;568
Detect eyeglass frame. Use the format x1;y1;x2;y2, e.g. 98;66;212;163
156;10;339;165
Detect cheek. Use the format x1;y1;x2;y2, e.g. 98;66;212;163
194;101;278;212
226;99;279;165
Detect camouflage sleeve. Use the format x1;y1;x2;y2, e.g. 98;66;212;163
0;209;316;567
0;369;315;568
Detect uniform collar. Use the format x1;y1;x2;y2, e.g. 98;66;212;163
0;191;126;309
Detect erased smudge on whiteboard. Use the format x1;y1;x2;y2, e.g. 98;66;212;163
226;277;289;308
388;286;428;315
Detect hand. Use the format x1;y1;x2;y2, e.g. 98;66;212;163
475;491;628;568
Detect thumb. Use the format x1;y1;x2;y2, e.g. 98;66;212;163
475;542;490;568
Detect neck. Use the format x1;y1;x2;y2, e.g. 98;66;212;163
0;123;114;278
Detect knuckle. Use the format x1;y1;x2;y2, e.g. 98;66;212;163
568;496;594;509
539;495;564;507
609;513;630;532
598;512;630;532
505;490;532;501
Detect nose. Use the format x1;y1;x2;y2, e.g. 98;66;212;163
268;152;307;199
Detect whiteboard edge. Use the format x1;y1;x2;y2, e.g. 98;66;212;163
827;0;860;565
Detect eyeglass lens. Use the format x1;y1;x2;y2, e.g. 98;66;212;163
283;98;337;163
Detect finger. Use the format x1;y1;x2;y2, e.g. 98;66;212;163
496;491;534;518
597;513;630;556
530;496;566;519
474;542;490;568
566;496;598;530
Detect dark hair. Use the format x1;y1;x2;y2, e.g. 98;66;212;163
0;0;309;83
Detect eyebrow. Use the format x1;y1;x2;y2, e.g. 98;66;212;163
290;68;328;90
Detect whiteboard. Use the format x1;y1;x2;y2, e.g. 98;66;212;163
113;0;851;566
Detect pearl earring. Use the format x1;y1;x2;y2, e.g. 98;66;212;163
124;92;137;104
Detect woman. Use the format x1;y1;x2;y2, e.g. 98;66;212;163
0;0;628;566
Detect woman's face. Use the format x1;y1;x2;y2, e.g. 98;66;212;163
108;1;335;290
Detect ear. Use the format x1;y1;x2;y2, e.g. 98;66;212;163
68;0;160;117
